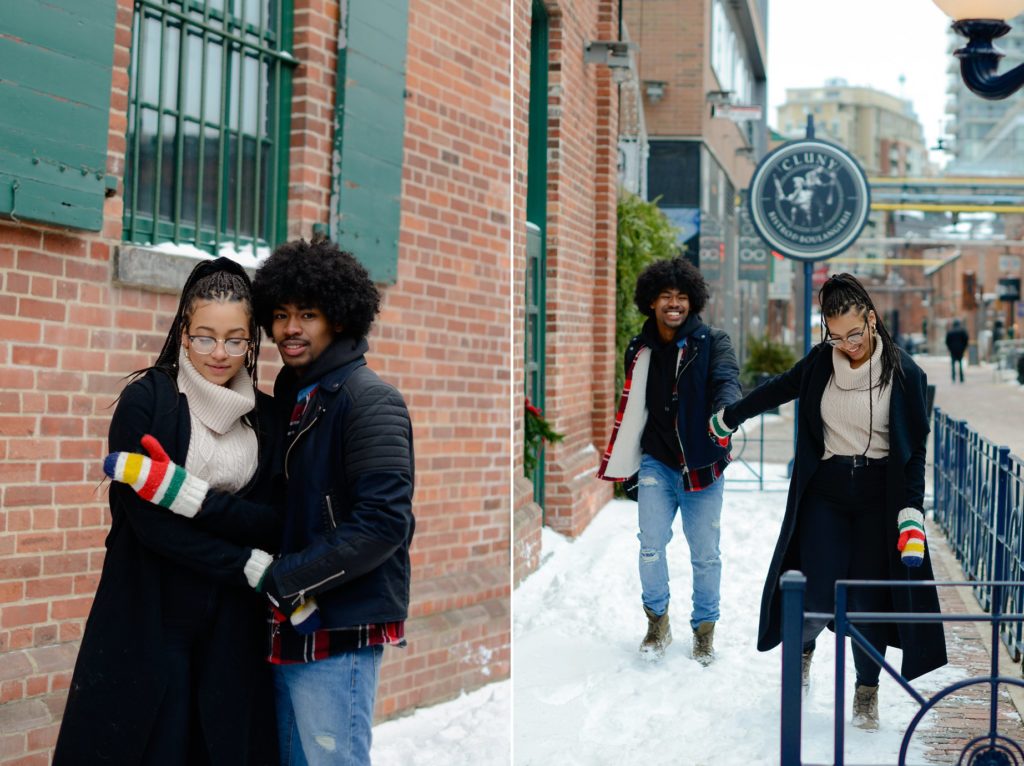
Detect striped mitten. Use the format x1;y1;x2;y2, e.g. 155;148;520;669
897;508;926;567
103;434;209;518
254;559;322;636
708;409;735;447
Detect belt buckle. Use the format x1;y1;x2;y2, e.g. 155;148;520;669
852;455;867;468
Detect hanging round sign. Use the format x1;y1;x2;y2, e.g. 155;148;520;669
747;139;870;261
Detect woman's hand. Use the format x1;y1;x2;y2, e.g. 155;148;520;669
897;508;926;567
103;434;209;518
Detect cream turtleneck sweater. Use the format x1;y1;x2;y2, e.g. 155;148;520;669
820;335;891;460
176;347;258;492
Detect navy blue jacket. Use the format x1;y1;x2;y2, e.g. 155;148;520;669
599;316;741;484
268;339;414;626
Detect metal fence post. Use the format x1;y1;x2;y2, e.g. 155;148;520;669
995;446;1011;650
933;408;943;527
834;582;847;766
780;571;805;766
957;419;968;564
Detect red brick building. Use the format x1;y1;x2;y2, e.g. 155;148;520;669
513;0;619;583
0;1;509;762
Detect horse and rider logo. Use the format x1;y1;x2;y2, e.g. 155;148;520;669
748;139;871;261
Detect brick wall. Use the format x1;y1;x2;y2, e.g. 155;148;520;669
512;0;541;586
538;0;618;537
0;1;510;762
628;0;705;138
512;0;618;591
374;0;511;714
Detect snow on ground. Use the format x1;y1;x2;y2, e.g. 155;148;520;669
373;680;510;765
514;465;963;766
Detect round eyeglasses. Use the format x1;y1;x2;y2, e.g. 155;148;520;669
825;322;867;348
187;335;252;357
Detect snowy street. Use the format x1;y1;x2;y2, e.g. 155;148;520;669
513;464;965;766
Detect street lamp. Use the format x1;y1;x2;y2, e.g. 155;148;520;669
933;0;1024;99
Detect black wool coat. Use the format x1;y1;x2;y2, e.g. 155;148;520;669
723;344;947;682
53;370;283;766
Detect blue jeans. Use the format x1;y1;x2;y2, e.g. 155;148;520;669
273;645;384;766
637;454;725;630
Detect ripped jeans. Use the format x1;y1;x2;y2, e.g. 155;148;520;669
637;454;725;629
273;644;383;766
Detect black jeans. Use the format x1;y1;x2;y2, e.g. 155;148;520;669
951;356;964;382
798;459;890;686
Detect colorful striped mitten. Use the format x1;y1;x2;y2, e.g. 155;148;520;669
708;409;735;447
897;508;926;567
103;434;209;518
289;598;322;635
255;560;322;636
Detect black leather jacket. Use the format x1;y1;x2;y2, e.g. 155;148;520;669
267;338;415;626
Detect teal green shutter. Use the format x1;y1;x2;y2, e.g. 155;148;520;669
0;0;118;230
331;0;410;284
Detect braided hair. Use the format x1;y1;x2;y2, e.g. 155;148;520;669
818;272;902;389
127;257;260;395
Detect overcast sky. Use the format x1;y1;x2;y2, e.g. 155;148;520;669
767;0;953;163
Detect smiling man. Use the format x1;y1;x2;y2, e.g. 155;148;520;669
598;256;741;664
250;237;415;765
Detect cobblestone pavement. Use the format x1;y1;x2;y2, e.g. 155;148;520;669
918;521;1024;763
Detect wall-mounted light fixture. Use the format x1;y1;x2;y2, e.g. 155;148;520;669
932;0;1024;99
584;40;635;69
642;80;667;103
705;90;733;106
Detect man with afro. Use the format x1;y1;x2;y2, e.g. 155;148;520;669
251;237;415;764
598;255;740;664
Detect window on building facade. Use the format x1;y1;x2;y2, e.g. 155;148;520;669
123;0;295;253
711;0;752;104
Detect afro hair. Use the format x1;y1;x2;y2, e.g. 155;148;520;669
252;238;381;340
633;256;709;317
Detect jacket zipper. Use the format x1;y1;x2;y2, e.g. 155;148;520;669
284;406;322;480
285;568;348;606
325;494;338;530
673;344;700;468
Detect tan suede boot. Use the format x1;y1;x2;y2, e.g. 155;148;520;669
852;683;879;730
639;606;672;660
692;621;715;666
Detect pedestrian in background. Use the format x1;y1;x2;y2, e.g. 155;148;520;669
54;258;282;765
598;256;742;665
945;318;969;383
708;273;947;729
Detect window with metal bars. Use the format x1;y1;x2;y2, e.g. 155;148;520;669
123;0;295;254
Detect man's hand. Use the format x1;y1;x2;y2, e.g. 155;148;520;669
897;508;926;567
708;409;735;448
103;434;208;518
257;560;322;635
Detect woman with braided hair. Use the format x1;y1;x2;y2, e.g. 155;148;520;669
708;273;946;729
54;258;282;765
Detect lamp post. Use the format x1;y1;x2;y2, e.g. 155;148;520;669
933;0;1024;99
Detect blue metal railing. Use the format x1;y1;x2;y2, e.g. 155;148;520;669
933;406;1024;656
781;574;1024;765
727;411;795;491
